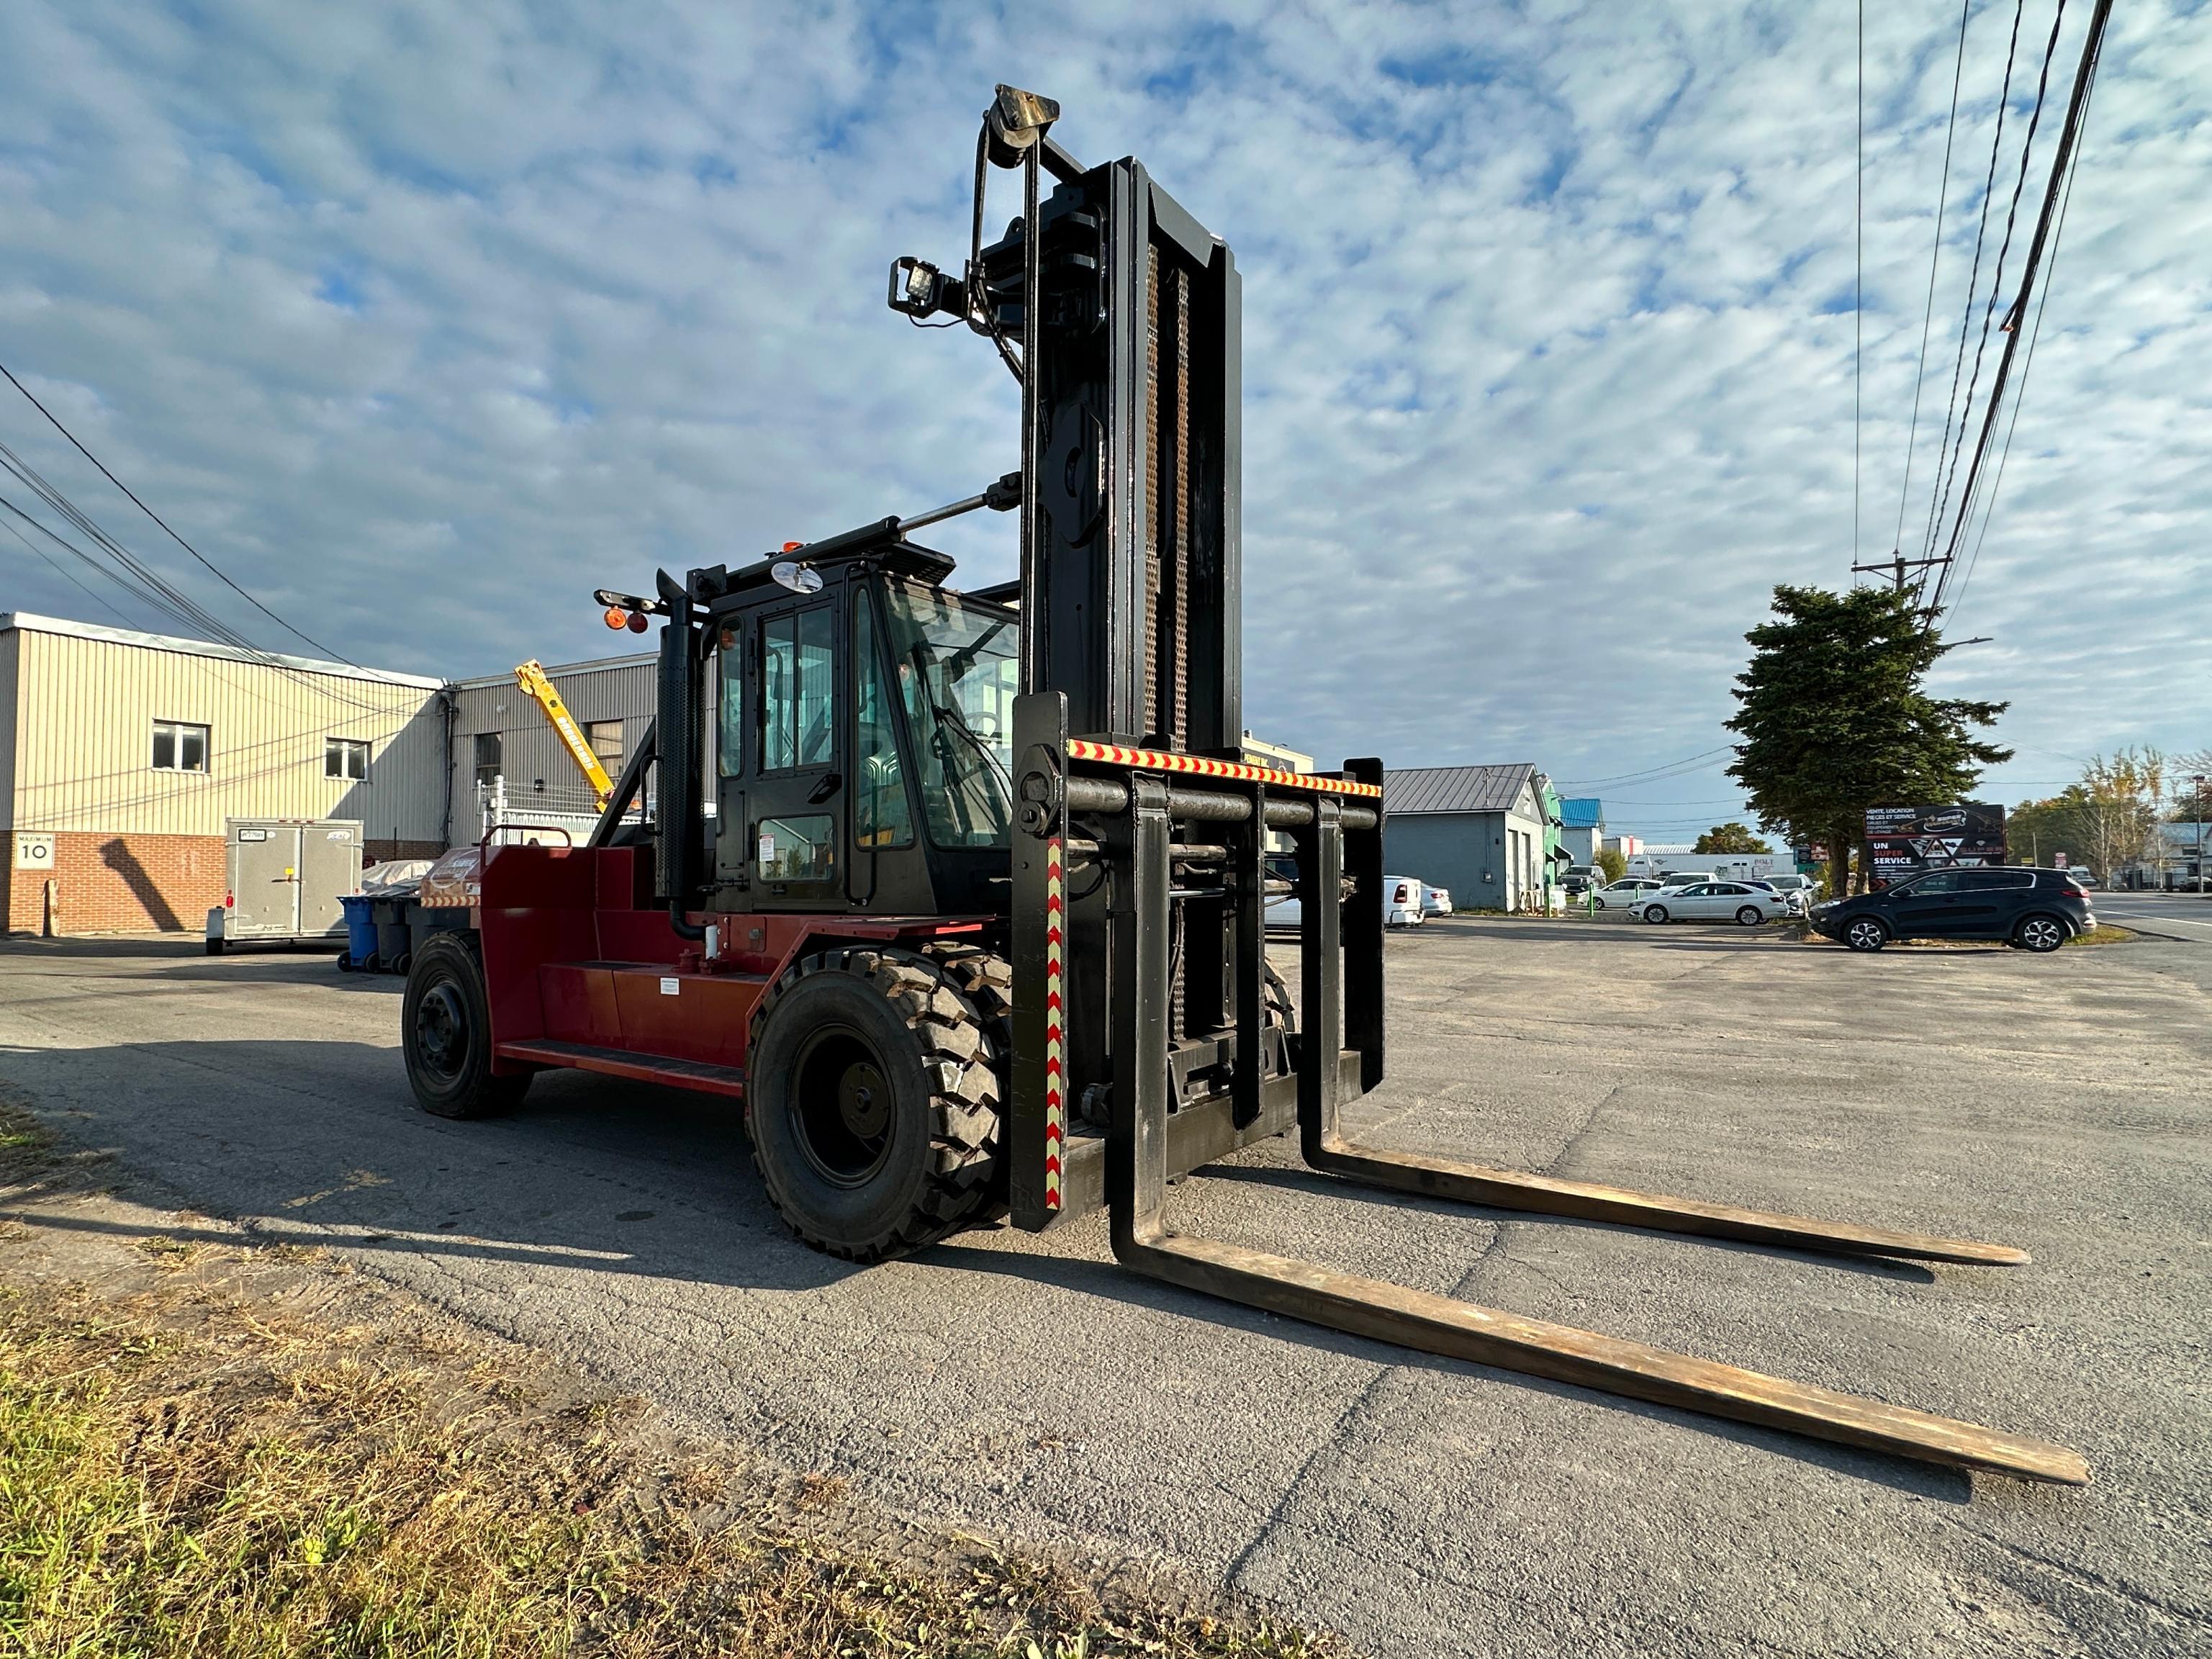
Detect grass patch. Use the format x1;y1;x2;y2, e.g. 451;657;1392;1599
0;1143;1341;1658
2064;924;2134;947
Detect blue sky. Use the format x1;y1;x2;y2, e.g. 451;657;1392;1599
2;1;2206;841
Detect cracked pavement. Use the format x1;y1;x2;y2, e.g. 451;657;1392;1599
1;918;2206;1657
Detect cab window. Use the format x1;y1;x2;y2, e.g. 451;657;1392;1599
762;608;834;772
852;595;913;847
717;628;744;777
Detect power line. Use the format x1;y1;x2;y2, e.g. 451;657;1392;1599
1947;137;2082;619
1556;746;1737;789
1924;0;2071;610
1889;1;1973;571
0;471;399;719
1918;0;2027;576
0;440;276;651
0;359;351;662
1928;0;2109;616
0;511;135;625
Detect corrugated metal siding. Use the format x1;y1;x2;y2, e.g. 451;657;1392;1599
1386;764;1534;815
9;628;446;840
448;656;656;830
1385;815;1506;910
0;630;17;833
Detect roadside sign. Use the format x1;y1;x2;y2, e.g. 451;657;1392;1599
12;831;53;870
2054;852;2069;869
1865;803;2005;885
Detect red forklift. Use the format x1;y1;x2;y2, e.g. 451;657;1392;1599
402;87;2084;1486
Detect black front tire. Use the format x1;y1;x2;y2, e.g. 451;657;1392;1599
1843;917;1889;952
402;933;531;1119
1643;905;1669;925
746;946;1004;1262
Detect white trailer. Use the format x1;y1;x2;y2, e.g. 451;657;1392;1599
204;818;363;954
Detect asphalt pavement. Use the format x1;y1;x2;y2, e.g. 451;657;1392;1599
1;918;2206;1658
2088;889;2212;943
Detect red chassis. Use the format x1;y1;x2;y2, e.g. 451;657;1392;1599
477;842;993;1099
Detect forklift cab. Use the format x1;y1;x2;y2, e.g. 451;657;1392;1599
701;546;1017;920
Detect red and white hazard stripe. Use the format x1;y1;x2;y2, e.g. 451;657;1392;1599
1065;739;1381;799
1044;836;1065;1211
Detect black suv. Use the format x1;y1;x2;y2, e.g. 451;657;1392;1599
1810;866;2093;953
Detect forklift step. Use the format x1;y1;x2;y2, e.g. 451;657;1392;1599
495;1039;747;1098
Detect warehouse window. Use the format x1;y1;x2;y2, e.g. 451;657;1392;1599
325;737;369;780
151;720;209;773
584;719;623;773
474;733;502;788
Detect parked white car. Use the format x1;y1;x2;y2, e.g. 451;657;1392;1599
1384;876;1427;926
1264;868;1432;928
1592;878;1665;909
1630;881;1792;926
1744;877;1810;915
1420;883;1453;918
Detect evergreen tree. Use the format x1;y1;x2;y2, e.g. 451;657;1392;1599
1725;586;2010;895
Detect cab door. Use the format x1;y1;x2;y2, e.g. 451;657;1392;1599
744;593;844;908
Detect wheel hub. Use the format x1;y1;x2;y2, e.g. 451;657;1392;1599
415;984;466;1078
792;1028;895;1188
838;1059;890;1140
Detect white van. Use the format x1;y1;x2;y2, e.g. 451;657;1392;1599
1385;876;1427;927
1263;864;1429;929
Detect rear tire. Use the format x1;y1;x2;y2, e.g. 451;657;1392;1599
1643;905;1669;924
746;946;1004;1262
1843;917;1888;952
205;937;225;957
2014;914;2069;953
402;933;531;1118
1735;905;1764;927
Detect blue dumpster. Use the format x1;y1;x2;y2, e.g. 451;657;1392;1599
339;893;378;972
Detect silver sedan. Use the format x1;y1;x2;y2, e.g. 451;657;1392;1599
1630;882;1792;927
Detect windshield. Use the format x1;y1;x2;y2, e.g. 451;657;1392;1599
881;582;1018;849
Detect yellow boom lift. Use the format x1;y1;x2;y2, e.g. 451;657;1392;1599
513;659;613;812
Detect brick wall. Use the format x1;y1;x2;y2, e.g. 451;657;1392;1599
366;839;446;865
5;831;227;935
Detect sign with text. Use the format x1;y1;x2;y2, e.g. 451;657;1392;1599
1865;803;2006;885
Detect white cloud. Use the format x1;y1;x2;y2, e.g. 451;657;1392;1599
0;0;2205;837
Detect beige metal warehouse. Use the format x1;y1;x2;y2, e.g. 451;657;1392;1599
1;613;446;934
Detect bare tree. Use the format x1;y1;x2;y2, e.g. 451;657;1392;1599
2078;750;2164;882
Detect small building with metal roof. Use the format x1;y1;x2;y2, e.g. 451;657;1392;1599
1383;763;1553;913
1557;796;1607;865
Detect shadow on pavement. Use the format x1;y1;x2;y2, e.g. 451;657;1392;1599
926;1226;1971;1504
0;1033;1974;1500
